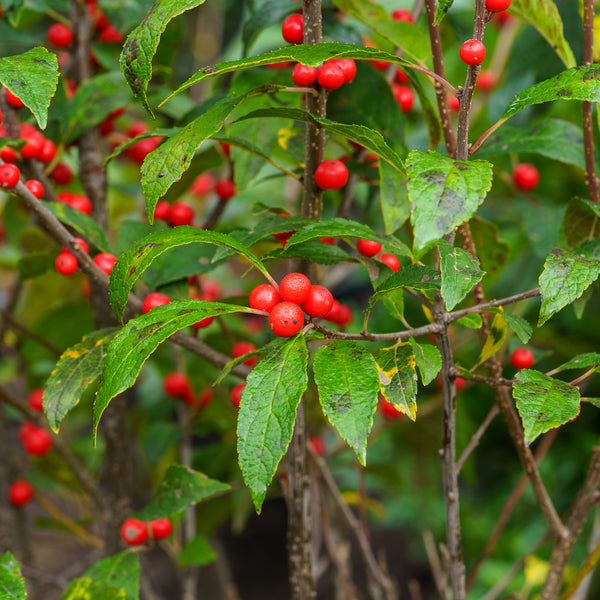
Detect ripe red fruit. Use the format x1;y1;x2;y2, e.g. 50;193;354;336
231;382;245;408
38;139;57;163
27;389;44;412
392;83;415;112
378;397;403;420
485;0;511;10
185;387;212;409
153;200;171;221
47;23;73;47
357;238;382;257
379;253;400;272
511;347;534;369
19;423;53;456
120;518;148;546
279;273;312;304
215;178;236;201
20;131;45;159
314;159;348;190
334;304;353;326
99;24;124;43
164;372;191;398
55;252;78;275
460;40;486;65
456;377;467;392
125;137;161;163
391;9;413;22
93;252;118;275
142;292;170;314
191;172;214;196
330;59;356;84
190;293;215;329
149;518;173;540
0;146;17;162
281;13;303;44
61;237;89;255
512;163;539;191
269;302;305;337
249;284;280;312
292;63;318;87
68;194;93;215
5;89;24;108
50;163;73;185
395;68;409;84
24;179;44;198
8;480;34;507
309;435;325;455
0;163;20;188
169;202;194;226
476;70;497;91
301;285;333;318
317;61;345;90
448;94;460;112
320;237;335;244
232;341;258;366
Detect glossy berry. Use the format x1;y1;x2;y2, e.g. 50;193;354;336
232;341;257;366
120;518;148;546
50;163;73;185
47;23;73;47
448;94;460;112
379;253;400;272
55;252;78;275
231;383;245;408
512;163;539;191
269;302;305;337
279;273;312;304
314;159;348;190
455;377;467;392
335;304;353;326
99;24;124;43
153;200;171;221
476;70;497;91
392;84;414;112
249;284;280;312
8;481;34;507
25;179;44;198
0;146;17;162
379;397;403;420
331;59;356;84
185;387;212;409
191;293;214;329
5;89;23;108
460;40;486;65
292;63;318;87
62;237;89;255
301;285;333;318
281;14;303;44
19;423;53;456
164;372;191;398
357;239;382;257
320;237;335;244
150;518;173;540
215;178;236;201
142;292;170;314
395;68;409;84
20;131;45;159
0;163;20;188
485;0;511;10
38;139;57;163
27;389;44;412
169;202;194;226
93;252;118;275
317;61;345;90
511;347;534;369
391;8;413;22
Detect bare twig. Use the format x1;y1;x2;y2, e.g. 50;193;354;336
456;404;500;472
422;530;448;600
0;309;63;355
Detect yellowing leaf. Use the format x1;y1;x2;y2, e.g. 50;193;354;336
475;311;507;367
524;554;549;587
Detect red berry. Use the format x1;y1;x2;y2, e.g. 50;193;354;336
476;70;497;91
317;61;345;90
38;139;57;163
142;292;170;314
448;94;460;112
391;9;413;22
191;172;214;196
20;130;45;159
485;0;511;10
55;252;78;275
0;163;20;188
330;59;356;84
61;237;89;255
392;83;414;112
395;68;409;84
309;435;326;455
357;239;382;257
378;397;403;420
50;163;73;185
232;341;257;366
215;178;236;201
314;159;348;190
493;10;513;25
281;13;303;44
511;347;534;369
334;304;353;326
379;253;400;272
292;63;318;87
0;146;17;162
8;480;34;507
164;372;191;398
27;389;44;412
455;377;467;392
231;382;245;408
120;518;148;546
149;518;172;540
153;200;171;221
301;285;333;318
68;194;93;215
25;179;44;198
269;302;305;337
460;39;486;65
249;284;280;312
190;293;214;329
5;89;23;108
19;423;53;456
93;252;118;275
47;23;73;47
99;24;124;43
320;237;335;244
185;387;212;409
512;163;539;191
125;137;161;163
169;202;194;226
279;273;312;304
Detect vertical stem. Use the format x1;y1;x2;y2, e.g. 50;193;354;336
582;0;598;203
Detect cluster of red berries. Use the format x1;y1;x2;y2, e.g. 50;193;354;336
0;120;57;165
291;58;356;91
120;517;173;546
356;239;400;272
163;372;213;409
55;237;89;276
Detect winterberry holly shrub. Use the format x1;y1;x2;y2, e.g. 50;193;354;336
0;1;599;599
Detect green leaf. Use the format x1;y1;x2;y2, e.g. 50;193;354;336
135;464;230;520
475;312;507;367
367;264;441;313
559;198;600;249
330;0;430;62
61;551;139;600
434;0;454;23
18;251;52;281
0;47;58;129
104;127;177;165
439;239;485;311
237;335;308;512
503;64;600;120
502;312;532;344
285;218;411;259
407;150;493;254
554;353;600;372
93;300;251;442
0;553;26;600
242;1;294;53
476;119;585;170
109;226;272;321
45;202;111;253
314;341;379;464
265;240;352;266
409;338;442;385
510;0;576;68
466;217;509;280
120;0;207;114
513;369;580;445
178;535;217;567
457;313;483;329
405;69;442;151
236;107;405;173
381;288;405;321
45;328;118;433
375;342;418;421
538;249;600;326
379;160;410;234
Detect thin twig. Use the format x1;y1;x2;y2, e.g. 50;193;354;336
0;310;63;355
448;288;540;322
456;404;500;472
422;530;448;600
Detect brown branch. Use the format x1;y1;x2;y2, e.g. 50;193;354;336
456;404;500;472
448;287;540;322
422;530;448;600
312;320;443;341
0;309;63;355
